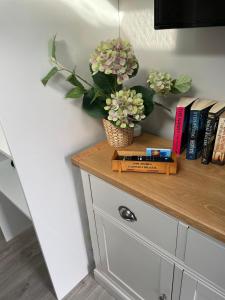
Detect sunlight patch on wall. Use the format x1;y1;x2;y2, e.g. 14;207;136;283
60;0;118;27
119;8;177;51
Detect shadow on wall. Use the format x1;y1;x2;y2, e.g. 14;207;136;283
120;0;225;58
175;26;225;56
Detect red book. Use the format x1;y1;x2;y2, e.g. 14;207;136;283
173;97;198;155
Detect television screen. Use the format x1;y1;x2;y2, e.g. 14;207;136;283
154;0;225;29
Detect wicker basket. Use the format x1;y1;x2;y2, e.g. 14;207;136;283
103;119;134;148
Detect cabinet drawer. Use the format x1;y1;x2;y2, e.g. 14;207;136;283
185;228;225;290
90;175;178;255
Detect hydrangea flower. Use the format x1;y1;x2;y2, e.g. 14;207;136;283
90;38;138;84
104;89;146;128
147;71;173;95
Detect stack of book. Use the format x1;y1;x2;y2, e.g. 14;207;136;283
172;97;225;165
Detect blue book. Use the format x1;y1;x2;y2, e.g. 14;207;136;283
186;99;216;160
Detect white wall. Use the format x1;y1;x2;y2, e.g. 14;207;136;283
0;0;118;299
120;0;225;139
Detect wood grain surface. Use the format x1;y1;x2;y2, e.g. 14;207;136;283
72;133;225;244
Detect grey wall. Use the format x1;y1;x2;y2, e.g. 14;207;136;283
120;0;225;138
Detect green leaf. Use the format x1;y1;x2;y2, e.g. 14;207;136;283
132;85;154;117
173;75;192;94
82;88;107;118
48;35;57;60
41;67;58;86
91;69;122;93
91;88;102;104
65;86;85;99
66;74;85;90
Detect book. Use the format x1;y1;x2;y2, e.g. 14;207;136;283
212;112;225;165
186;99;216;160
201;102;225;164
172;97;198;155
146;148;172;158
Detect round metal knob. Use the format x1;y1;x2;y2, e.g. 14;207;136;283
118;206;137;222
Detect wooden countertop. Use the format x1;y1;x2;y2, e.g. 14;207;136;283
72;133;225;244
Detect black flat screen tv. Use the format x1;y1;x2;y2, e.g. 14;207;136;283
154;0;225;29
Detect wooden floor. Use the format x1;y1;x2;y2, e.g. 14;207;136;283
0;228;115;300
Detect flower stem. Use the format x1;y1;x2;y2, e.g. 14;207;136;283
154;101;171;113
75;74;93;88
52;59;94;88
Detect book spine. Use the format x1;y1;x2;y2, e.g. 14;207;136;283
197;109;212;158
172;107;185;155
186;111;199;160
212;117;225;165
201;113;217;164
180;107;191;153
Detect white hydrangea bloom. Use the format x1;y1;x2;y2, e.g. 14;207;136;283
147;70;173;95
90;38;138;84
104;89;146;129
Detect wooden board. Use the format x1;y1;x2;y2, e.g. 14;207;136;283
72;133;225;244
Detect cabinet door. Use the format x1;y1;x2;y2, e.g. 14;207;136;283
95;213;174;300
184;228;225;291
180;272;225;300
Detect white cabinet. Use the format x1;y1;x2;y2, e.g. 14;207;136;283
184;228;225;291
81;171;225;300
90;175;178;255
0;132;31;242
95;213;174;300
0;159;30;219
180;272;225;300
0;158;31;241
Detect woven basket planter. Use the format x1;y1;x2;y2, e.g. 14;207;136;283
103;119;134;148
